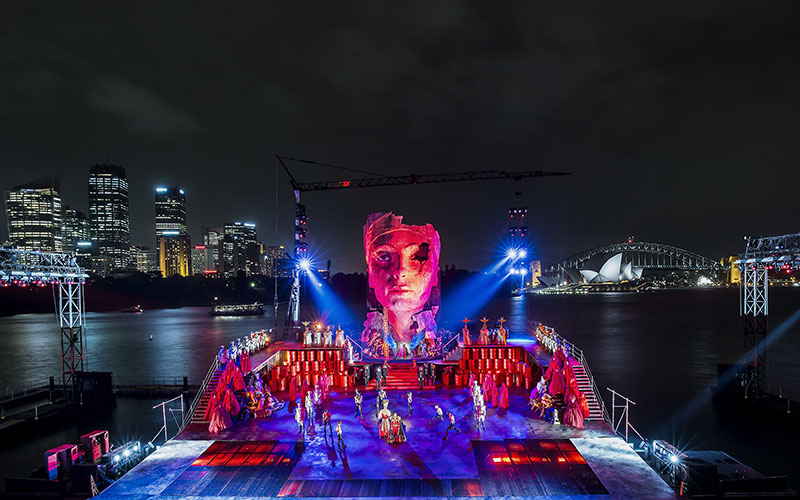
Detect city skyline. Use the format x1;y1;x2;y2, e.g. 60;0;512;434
2;3;800;273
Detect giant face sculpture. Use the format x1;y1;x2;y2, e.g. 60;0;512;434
364;212;440;346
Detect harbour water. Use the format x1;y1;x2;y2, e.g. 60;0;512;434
1;287;798;487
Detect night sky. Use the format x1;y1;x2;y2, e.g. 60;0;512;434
2;2;799;273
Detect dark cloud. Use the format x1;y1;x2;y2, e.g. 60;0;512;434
1;1;799;272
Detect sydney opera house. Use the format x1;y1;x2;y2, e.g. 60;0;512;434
539;253;643;287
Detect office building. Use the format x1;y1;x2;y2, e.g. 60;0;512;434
191;244;215;275
221;222;257;277
131;245;159;273
62;205;91;252
4;177;63;252
88;165;130;269
155;186;187;238
157;234;191;277
203;226;224;271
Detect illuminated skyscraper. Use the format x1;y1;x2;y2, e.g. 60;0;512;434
221;222;258;277
62;204;91;252
203;226;224;272
88;165;130;269
154;186;191;277
4;177;63;251
154;186;187;238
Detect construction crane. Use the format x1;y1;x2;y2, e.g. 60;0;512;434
275;155;571;338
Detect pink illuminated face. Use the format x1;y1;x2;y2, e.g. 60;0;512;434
368;229;438;314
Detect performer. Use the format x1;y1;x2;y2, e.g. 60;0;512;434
378;400;392;441
304;392;315;428
490;380;499;408
407;391;413;416
530;376;547;406
320;373;330;400
467;372;476;390
417;363;425;389
476;402;486;431
230;363;246;392
335;325;346;348
313;384;322;407
375;365;383;391
545;348;567;395
563;394;585;429
295;404;304;434
322;409;333;435
313;324;322;346
461;318;472;346
300;378;310;403
303;324;312;347
204;392;219;422
390;413;406;443
497;317;508;346
429;404;444;424
336;420;346;449
498;381;509;410
363;364;371;386
253;372;264;393
482;373;495;406
376;387;387;417
347;339;355;363
478;317;489;345
354;389;363;417
208;399;232;434
443;411;461;439
382;359;390;382
222;387;240;416
218;345;228;365
240;350;252;374
323;326;333;347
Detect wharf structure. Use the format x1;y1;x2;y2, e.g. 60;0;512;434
98;326;677;499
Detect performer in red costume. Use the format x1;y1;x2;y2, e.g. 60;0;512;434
215;378;226;400
490;381;499;407
208;399;232;434
563;394;585;429
222;387;240;416
204;392;219;421
240;350;251;374
230;363;246;391
564;364;580;403
301;379;310;403
498;382;509;409
545;348;567;395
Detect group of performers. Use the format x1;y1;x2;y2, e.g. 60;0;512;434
528;341;590;428
302;323;347;349
217;329;269;367
207;349;279;434
461;317;508;346
362;328;440;360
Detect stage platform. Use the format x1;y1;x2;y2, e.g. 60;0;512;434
99;386;676;499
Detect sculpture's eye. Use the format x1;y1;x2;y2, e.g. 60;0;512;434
374;251;392;264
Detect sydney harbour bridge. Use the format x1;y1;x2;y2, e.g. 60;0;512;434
541;240;724;286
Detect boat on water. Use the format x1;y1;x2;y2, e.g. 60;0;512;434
120;305;143;313
209;302;265;317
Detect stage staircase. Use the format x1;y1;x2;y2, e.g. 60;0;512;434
190;367;224;424
385;363;435;390
569;361;604;421
443;346;462;363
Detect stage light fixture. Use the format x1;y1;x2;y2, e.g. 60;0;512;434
669;454;679;464
518;249;527;258
299;258;311;271
507;249;518;259
520;268;528;275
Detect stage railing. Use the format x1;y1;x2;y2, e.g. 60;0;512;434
607;388;645;444
441;332;461;360
530;321;610;424
181;355;219;430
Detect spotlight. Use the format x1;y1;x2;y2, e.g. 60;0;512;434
123;449;131;457
518;249;527;258
507;249;518;259
520;268;528;275
669;454;679;464
299;259;311;271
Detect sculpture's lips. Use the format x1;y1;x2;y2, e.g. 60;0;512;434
388;286;414;293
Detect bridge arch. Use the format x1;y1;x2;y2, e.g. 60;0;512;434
545;241;722;273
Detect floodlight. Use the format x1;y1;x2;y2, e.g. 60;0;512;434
507;249;518;259
518;249;527;258
299;259;311;271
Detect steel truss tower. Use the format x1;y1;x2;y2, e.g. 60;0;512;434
736;232;800;397
0;247;88;402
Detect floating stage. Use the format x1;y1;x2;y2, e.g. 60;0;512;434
98;341;677;499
